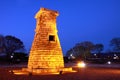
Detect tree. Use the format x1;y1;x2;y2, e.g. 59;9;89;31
66;49;72;57
110;37;120;52
66;48;75;60
93;44;104;54
76;41;94;51
5;35;25;56
66;41;94;60
76;41;94;59
0;35;6;54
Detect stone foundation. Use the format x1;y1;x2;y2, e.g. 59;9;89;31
22;67;72;74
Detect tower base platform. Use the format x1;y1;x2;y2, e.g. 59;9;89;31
12;67;76;75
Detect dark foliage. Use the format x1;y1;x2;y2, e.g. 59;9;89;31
93;44;104;53
110;37;120;52
5;35;24;54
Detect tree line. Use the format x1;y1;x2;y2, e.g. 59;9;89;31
66;37;120;60
1;34;120;62
0;34;25;60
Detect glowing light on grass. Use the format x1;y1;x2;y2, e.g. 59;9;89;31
77;61;86;68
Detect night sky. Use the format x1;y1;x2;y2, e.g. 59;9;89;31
0;0;120;55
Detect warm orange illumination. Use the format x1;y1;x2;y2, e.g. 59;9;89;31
10;8;73;75
77;61;86;68
27;8;68;73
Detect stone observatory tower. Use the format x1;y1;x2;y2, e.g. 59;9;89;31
28;8;65;72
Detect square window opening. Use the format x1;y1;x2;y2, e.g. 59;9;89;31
49;35;55;41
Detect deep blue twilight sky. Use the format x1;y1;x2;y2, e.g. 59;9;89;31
0;0;120;55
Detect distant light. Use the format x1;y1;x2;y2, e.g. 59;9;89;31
113;56;119;60
10;55;13;58
94;54;96;56
69;54;75;59
114;54;116;56
70;54;73;57
107;61;111;64
77;61;86;68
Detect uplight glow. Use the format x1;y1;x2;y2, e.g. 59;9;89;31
77;62;86;68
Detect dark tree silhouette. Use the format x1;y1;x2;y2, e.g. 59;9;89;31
76;41;94;59
93;44;104;54
66;41;94;60
76;41;94;51
110;37;120;52
0;35;6;54
5;35;24;56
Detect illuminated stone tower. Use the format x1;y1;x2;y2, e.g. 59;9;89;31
28;8;64;72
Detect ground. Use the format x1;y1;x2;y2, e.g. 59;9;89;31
0;63;120;80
